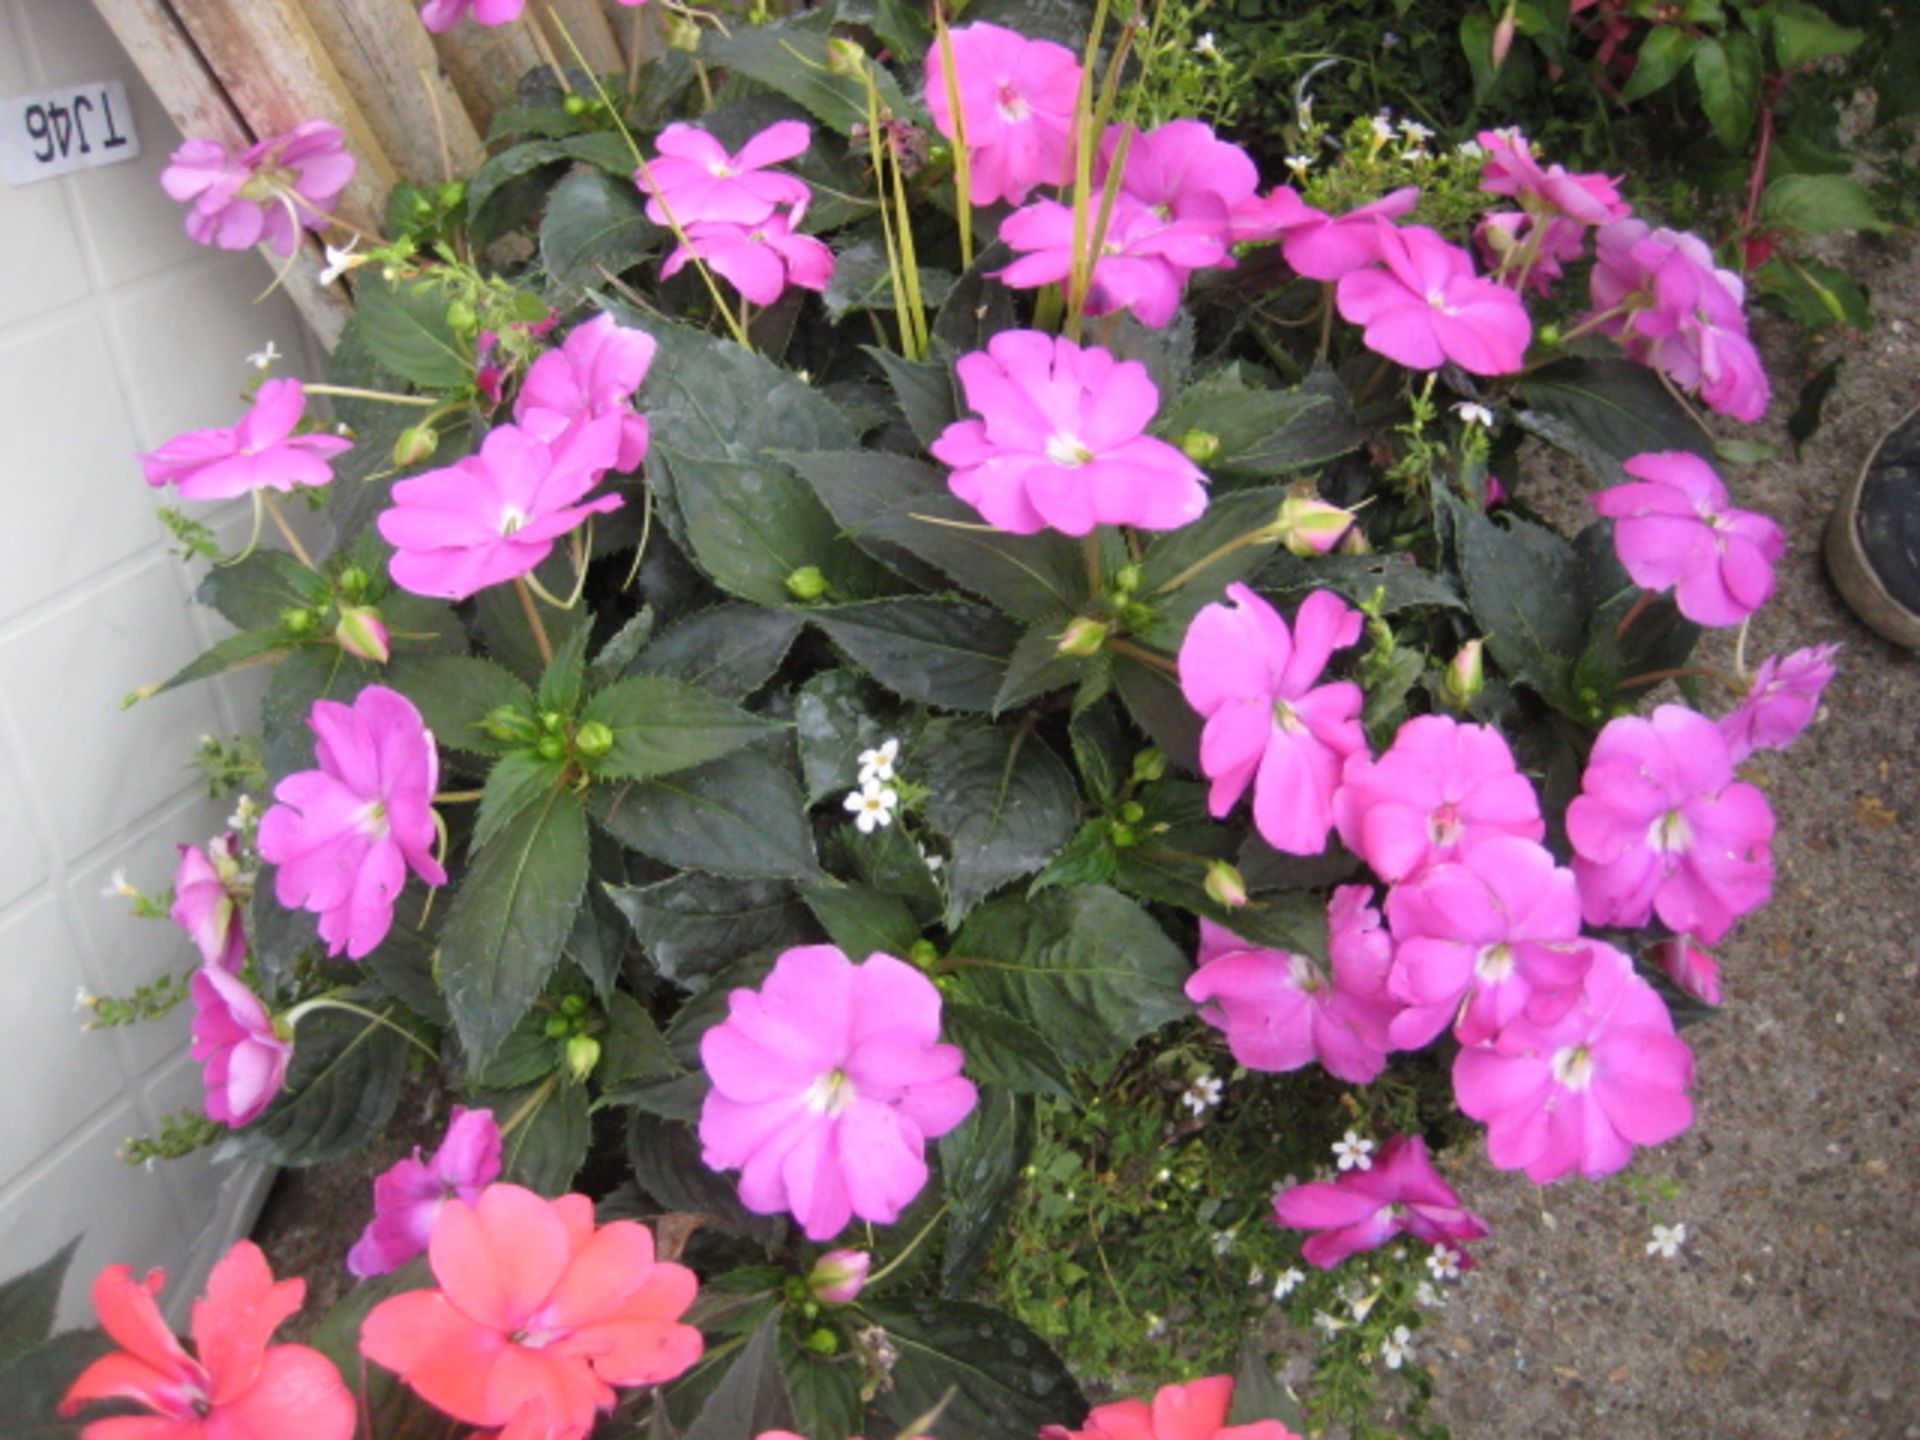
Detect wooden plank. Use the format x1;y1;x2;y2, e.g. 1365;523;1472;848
535;0;624;77
430;19;546;132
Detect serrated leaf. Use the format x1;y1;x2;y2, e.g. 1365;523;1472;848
592;747;823;881
216;1001;409;1166
942;1003;1072;1096
466;139;566;235
1156;364;1362;477
537;622;592;714
1259;551;1466;615
704;14;912;135
0;1330;114;1440
801;881;921;959
0;1240;76;1366
581;674;782;781
794;668;898;803
1113;648;1202;775
823;239;956;320
1442;489;1580;705
475;573;591;686
993;625;1092;712
813;599;1021;712
1516;357;1713;481
867;345;957;446
194;549;323;631
353;271;471;390
939;1090;1031;1294
684;1313;795;1440
473;752;565;852
475;1076;590;1193
1771;0;1864;68
152;629;290;697
1228;1339;1310;1430
540;170;658;290
627;1113;786;1243
601;993;677;1086
387;655;535;756
629;604;803;699
782;1332;865;1440
921;719;1080;923
861;1298;1085;1440
606;871;810;986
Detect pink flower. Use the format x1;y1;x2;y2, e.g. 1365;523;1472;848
256;685;447;960
160;122;357;257
698;945;977;1241
1567;704;1774;945
1266;187;1421;280
806;1249;871;1304
140;379;353;501
190;968;293;1127
62;1240;353;1440
996;194;1228;328
1473;210;1587;295
1042;1376;1303;1440
928;330;1207;536
1333;715;1545;884
1592;451;1786;627
171;832;249;973
1337;223;1533;375
1652;936;1722;1006
348;1107;503;1278
1476;128;1630;227
1177;585;1365;855
1273;1134;1490;1269
635;121;811;228
1454;941;1695;1183
1106;119;1259;257
419;0;525;29
661;209;835;306
514;313;656;472
925;22;1081;207
1719;643;1839;759
378;417;624;601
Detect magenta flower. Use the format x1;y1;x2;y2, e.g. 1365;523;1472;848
191;969;293;1127
514;313;657;472
1592;451;1786;627
171;832;250;973
928;330;1207;536
1333;715;1545;884
1273;1135;1490;1269
1719;643;1839;760
1454;941;1695;1183
1652;936;1722;1006
1476;128;1630;227
660;210;835;307
378;417;623;601
1267;187;1420;280
996;194;1228;328
140;379;353;502
1177;585;1365;855
1337;223;1532;375
419;0;524;29
698;946;977;1241
1106;119;1258;256
1566;704;1775;945
348;1107;502;1278
925;22;1081;207
256;686;447;960
160;122;356;257
1474;210;1588;296
635;121;812;228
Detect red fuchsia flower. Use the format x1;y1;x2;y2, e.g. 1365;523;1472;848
171;832;249;972
929;330;1207;536
697;945;977;1241
140;379;353;501
1238;186;1421;280
1333;715;1545;884
160;122;357;257
1383;836;1594;1049
1273;1135;1490;1270
1177;585;1366;856
661;208;836;306
1718;643;1840;760
190;968;293;1127
635;120;812;228
1337;223;1533;375
348;1106;503;1278
1453;940;1695;1183
925;22;1082;207
1043;1375;1303;1440
514;313;657;473
419;0;524;29
360;1184;703;1438
378;416;623;601
996;192;1229;329
1592;451;1786;627
256;685;447;960
1652;936;1723;1006
62;1240;354;1440
1566;704;1775;945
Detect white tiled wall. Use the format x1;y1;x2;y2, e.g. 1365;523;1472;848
0;0;323;1326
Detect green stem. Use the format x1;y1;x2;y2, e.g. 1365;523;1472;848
515;575;555;667
279;996;439;1062
1152;529;1272;597
302;383;440;407
1109;638;1177;673
259;493;314;570
500;1071;560;1136
861;1202;951;1289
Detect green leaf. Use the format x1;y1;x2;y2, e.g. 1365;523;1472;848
1758;173;1888;237
0;1330;113;1440
467;1011;560;1090
601;993;677;1086
861;1299;1085;1440
1755;255;1872;332
0;1240;76;1367
1516;356;1713;482
705;14;913;135
194;549;323;631
782;1334;865;1440
591;747;824;881
473;752;566;852
1692;31;1762;151
466;139;566;236
867;345;957;446
683;1313;796;1440
1113;648;1201;775
216;1001;409;1166
606;872;811;986
942;1003;1073;1096
1442;489;1581;704
1771;0;1864;69
353;271;471;390
1156;364;1362;477
307;1261;432;1437
794;668;898;803
812;599;1021;711
541;170;659;290
627;1112;786;1242
152;629;289;697
476;1076;590;1193
921;718;1080;924
259;645;366;780
629;603;803;699
580;675;782;782
387;655;535;756
1259;551;1466;615
537;621;592;715
591;607;656;683
939;1090;1031;1294
476;574;591;685
1228;1339;1310;1430
441;787;591;1067
801;881;921;959
823;239;956;320
993;625;1092;712
1619;26;1697;102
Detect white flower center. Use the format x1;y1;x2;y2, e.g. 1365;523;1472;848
1427;802;1463;847
804;1067;858;1117
1475;942;1514;982
706;160;737;178
995;84;1029;123
1273;699;1305;733
1427;288;1454;312
1551;1044;1596;1090
500;505;529;536
1045;432;1095;467
1648;808;1692;854
356;800;390;839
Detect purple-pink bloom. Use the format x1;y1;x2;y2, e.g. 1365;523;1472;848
140;379;353;502
925;22;1081;207
160;122;357;257
1177;585;1365;855
514;313;657;472
1476;128;1630;227
419;0;524;29
378;417;623;601
1270;187;1420;281
190;968;293;1128
995;193;1228;328
255;685;447;960
1592;451;1786;627
1567;704;1775;945
1104;119;1258;261
1333;715;1545;884
1719;643;1839;760
635;121;812;228
1337;223;1533;375
1473;210;1587;296
698;945;977;1241
928;330;1207;536
1273;1135;1490;1269
1453;940;1695;1183
347;1107;502;1277
660;209;835;307
1652;936;1722;1006
171;832;249;973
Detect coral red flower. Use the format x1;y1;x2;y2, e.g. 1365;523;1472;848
1042;1375;1302;1440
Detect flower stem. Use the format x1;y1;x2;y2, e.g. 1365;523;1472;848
1082;532;1103;595
500;1072;560;1136
1618;664;1744;693
302;383;440;407
1109;638;1178;674
932;8;973;270
1152;529;1271;597
516;575;555;667
861;1202;951;1290
1613;589;1654;639
279;996;440;1062
434;788;485;803
259;493;314;570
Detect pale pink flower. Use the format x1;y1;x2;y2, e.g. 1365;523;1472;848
1719;643;1839;759
1337;223;1533;375
1567;704;1774;945
635;121;812;227
514;313;657;472
698;946;977;1241
806;1249;870;1304
140;379;353;501
419;0;524;29
160;122;357;256
1177;585;1365;855
995;193;1228;328
190;968;293;1127
1273;1134;1490;1268
1592;451;1785;627
929;330;1207;536
1476;128;1630;226
1454;941;1695;1183
925;22;1081;206
1652;936;1722;1006
256;685;447;960
661;209;834;306
171;832;249;973
378;416;623;601
348;1107;502;1277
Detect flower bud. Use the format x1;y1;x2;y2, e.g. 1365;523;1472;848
445;300;477;335
393;424;440;468
1338;526;1373;556
336;564;371;600
280;607;317;637
666;13;702;50
1055;616;1110;657
1442;639;1485;711
808;1249;871;1304
1131;748;1166;783
536;734;568;762
1271;495;1356;557
1112;563;1144;596
436;180;468;210
1491;3;1519;69
1178;430;1220;463
334;605;391;664
907;939;940;969
1203;859;1249;909
563;94;590;116
804;1327;841;1356
574;720;615;758
785;565;829;602
826;37;867;75
565;1033;601;1082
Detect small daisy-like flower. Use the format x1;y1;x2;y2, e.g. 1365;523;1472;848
1348;1290;1377;1322
1414;1280;1446;1309
101;869;135;900
844;781;899;834
1333;1130;1375;1172
1312;1310;1343;1335
1427;1243;1463;1282
1647;1222;1688;1259
1181;1072;1224;1116
1272;1266;1306;1301
1456;139;1486;159
246;341;281;371
1210;1227;1239;1257
319;237;362;286
1285;153;1315;180
1382;1325;1414;1370
1398;119;1435;144
858;737;900;785
1247;1264;1266;1288
1194;31;1222;60
1453;401;1496;428
1370;113;1395;145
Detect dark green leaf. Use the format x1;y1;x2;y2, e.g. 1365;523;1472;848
939;1090;1031;1294
1228;1339;1310;1430
308;1261;432;1437
1619;26;1697;102
476;573;591;685
921;719;1080;924
1443;489;1582;703
537;621;592;714
1788;357;1843;454
258;644;364;779
801;882;921;959
629;604;803;699
607;871;811;986
581;675;782;782
993;625;1092;712
783;1334;866;1440
592;747;824;881
153;629;289;697
194;549;323;631
216;1001;409;1166
794;668;898;803
467;1011;560;1090
541;170;658;290
1758;174;1887;237
860;1299;1085;1440
353;271;471;390
0;1331;113;1440
1156;364;1363;477
1692;31;1762;151
474;752;566;852
813;599;1021;711
387;655;535;756
467;140;566;236
868;345;958;447
1516;356;1713;480
476;1076;590;1193
1771;0;1864;69
705;14;912;135
1113;648;1201;775
1259;550;1467;615
823;239;956;320
683;1313;795;1440
0;1241;76;1367
627;1113;786;1243
601;993;677;1085
942;1003;1072;1096
592;607;656;683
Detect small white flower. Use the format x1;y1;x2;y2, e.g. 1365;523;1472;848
1154;1167;1172;1184
1398;119;1435;144
1272;1266;1306;1301
101;869;136;900
1414;1279;1447;1309
1647;1222;1688;1259
857;737;900;785
1370;113;1395;145
1381;1325;1414;1370
1144;1313;1169;1339
1285;154;1314;180
1311;1309;1343;1335
229;795;258;831
319;237;361;286
1333;1130;1375;1172
1247;1264;1266;1288
1343;1282;1377;1322
1426;1243;1462;1282
142;1156;158;1174
245;341;281;371
1403;146;1432;164
1456;139;1486;160
1209;1227;1239;1257
1181;1072;1224;1116
74;986;96;1013
1193;31;1222;61
1453;401;1496;428
843;781;899;834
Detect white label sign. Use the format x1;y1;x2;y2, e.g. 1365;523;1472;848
2;79;141;187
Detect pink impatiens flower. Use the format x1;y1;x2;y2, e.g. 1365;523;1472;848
1337;223;1533;375
377;415;623;601
1719;643;1839;760
1454;941;1695;1183
1477;127;1630;226
925;22;1082;207
929;330;1207;536
1273;1134;1491;1269
190;968;293;1127
661;209;835;306
514;313;657;472
171;832;250;973
1177;585;1366;855
1652;936;1723;1006
256;685;447;960
348;1106;503;1278
698;945;977;1241
1042;1376;1303;1440
419;0;525;29
635;121;812;228
1104;119;1259;260
996;193;1229;328
1566;704;1775;945
1592;451;1786;627
140;379;353;501
160;122;357;257
1245;186;1421;280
